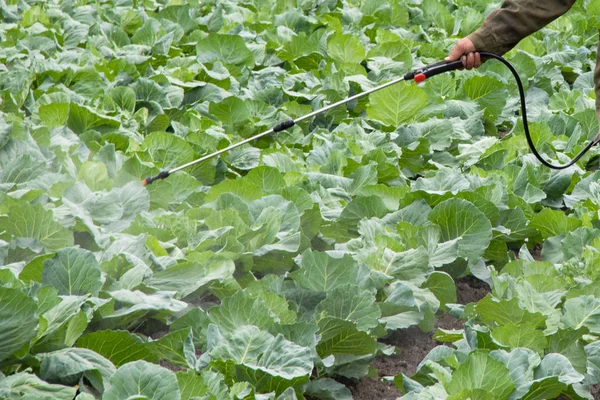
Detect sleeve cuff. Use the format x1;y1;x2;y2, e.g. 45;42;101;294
467;27;514;56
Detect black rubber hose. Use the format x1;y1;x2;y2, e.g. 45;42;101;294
479;51;600;170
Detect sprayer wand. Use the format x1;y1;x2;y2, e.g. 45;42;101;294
142;52;600;185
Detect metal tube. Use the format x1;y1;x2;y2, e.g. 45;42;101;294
141;75;409;185
169;128;275;174
293;75;407;124
168;75;406;174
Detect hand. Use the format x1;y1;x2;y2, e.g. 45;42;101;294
445;38;481;70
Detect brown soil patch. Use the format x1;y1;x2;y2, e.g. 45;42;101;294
455;275;492;305
350;276;490;399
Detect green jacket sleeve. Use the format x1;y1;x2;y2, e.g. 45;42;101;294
467;0;577;55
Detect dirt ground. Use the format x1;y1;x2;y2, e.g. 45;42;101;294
141;265;599;399
349;276;491;400
143;275;494;400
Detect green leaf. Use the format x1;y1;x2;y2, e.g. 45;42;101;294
209;97;249;131
476;296;546;328
176;370;230;400
492;322;547;354
381;281;438;330
521;376;570;400
21;5;49;27
447;388;495;400
290;249;358;292
367;83;428;126
39;102;69;127
0;155;46;186
241;333;313;380
225;147;260;170
210;325;271;365
585;340;600;383
496;208;537;242
429;198;492;260
171;308;210;348
315;285;381;331
32;296;89;353
211;326;312;394
108;87;136;114
145;114;171;134
422;0;454;33
373;247;431;282
0;201;73;252
0;371;77;400
534;353;584;384
209;291;276;332
423;271;457;307
38;347;116;389
100;290;187;330
445;351;515;400
67;103;120;134
143;131;195;170
367;41;412;65
338;195;389;227
305;378;353;400
412;168;471;195
462;75;507;119
0;286;38;362
206;181;263;202
561;295;600;333
246;167;287;194
254;291;297;324
316;317;377;357
380;310;425;330
176;371;209;400
196;34;255;66
42;247;102;296
149;329;196;369
548;328;587;374
76;330;158;367
529;208;582;240
77;161;112;192
268;322;319;349
206;5;224;32
133;78;172;108
549;90;578;113
19;254;53;284
158;5;197;32
434;328;464;343
147;260;234;298
327;34;365;64
103;360;181;400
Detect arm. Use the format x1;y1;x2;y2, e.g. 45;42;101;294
448;0;577;69
468;0;577;55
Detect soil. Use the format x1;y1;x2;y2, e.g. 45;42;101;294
593;384;600;399
455;274;492;305
129;264;596;399
559;385;600;400
142;276;496;400
349;276;491;400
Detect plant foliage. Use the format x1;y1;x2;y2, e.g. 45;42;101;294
2;0;600;398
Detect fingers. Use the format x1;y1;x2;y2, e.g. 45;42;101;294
445;43;465;62
474;52;481;68
446;37;481;69
460;52;481;70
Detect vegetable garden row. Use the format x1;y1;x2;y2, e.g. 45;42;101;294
3;0;600;399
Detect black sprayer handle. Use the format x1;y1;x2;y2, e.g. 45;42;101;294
142;170;170;186
404;60;464;82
